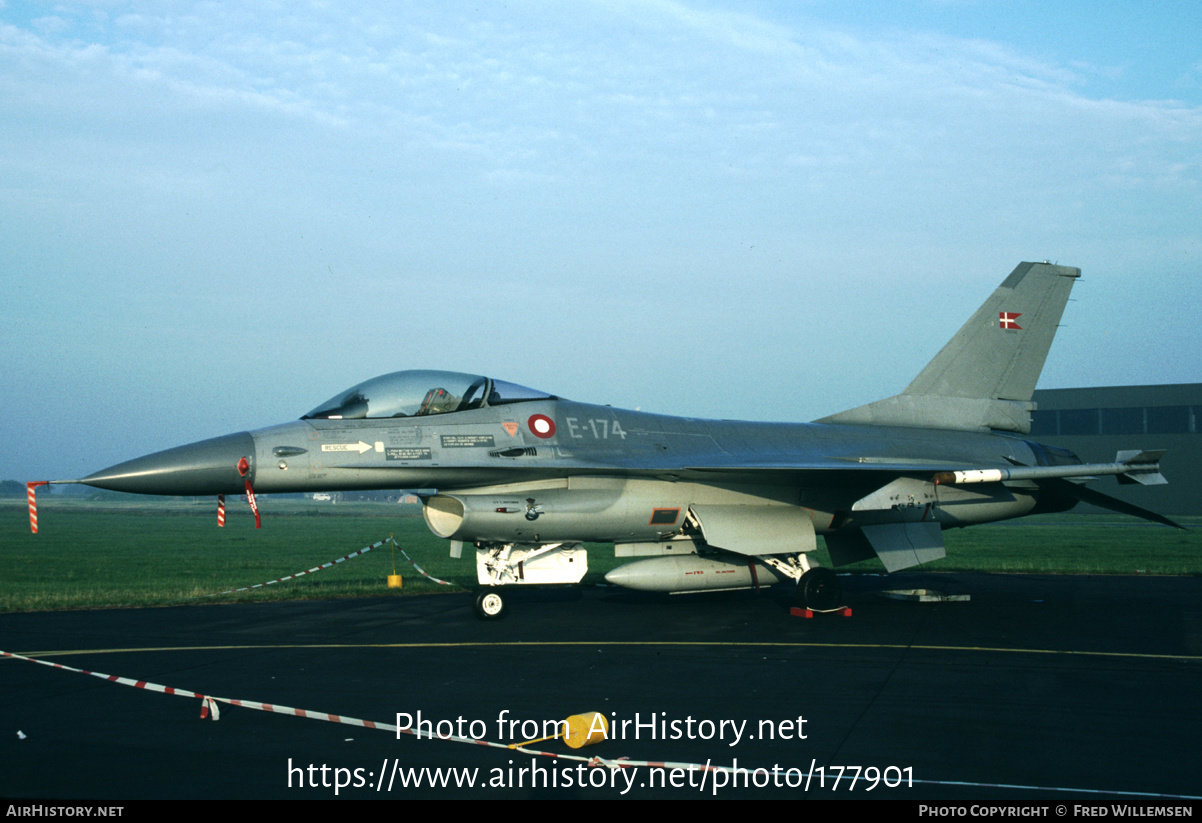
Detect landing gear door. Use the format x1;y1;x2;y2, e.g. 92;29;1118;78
688;505;817;556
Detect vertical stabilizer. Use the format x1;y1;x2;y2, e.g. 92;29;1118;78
818;262;1080;433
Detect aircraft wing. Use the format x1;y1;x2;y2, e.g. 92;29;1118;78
683;453;1181;530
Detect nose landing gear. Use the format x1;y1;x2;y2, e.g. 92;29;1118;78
473;589;508;620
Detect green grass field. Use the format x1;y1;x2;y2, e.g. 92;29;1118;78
2;497;1197;612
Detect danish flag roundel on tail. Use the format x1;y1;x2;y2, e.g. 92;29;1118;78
528;414;556;439
999;311;1022;330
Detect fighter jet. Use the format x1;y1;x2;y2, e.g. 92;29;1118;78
56;262;1178;618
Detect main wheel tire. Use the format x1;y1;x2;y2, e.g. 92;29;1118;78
473;589;508;620
798;568;841;612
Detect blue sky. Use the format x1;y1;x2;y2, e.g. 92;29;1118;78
2;1;1199;483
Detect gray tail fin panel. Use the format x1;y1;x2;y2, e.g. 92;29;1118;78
818;262;1080;434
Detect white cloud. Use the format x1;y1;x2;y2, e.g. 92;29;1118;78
1;1;1199;480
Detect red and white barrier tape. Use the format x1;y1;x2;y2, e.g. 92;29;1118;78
1;647;395;729
396;545;454;587
191;537;392;599
9;646;1196;798
190;537;458;599
0;647;746;775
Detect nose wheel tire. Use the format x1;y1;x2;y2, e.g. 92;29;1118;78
473;589;508;620
798;568;841;612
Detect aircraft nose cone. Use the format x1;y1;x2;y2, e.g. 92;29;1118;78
80;432;256;496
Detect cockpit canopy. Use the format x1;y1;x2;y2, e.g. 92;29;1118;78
302;370;556;420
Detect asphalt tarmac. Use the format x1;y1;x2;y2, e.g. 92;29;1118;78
2;573;1200;801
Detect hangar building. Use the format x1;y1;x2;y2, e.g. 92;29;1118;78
1030;384;1200;516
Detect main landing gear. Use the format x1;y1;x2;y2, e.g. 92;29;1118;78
797;567;842;612
760;554;844;612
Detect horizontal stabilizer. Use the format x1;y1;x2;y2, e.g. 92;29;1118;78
1040;478;1183;529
